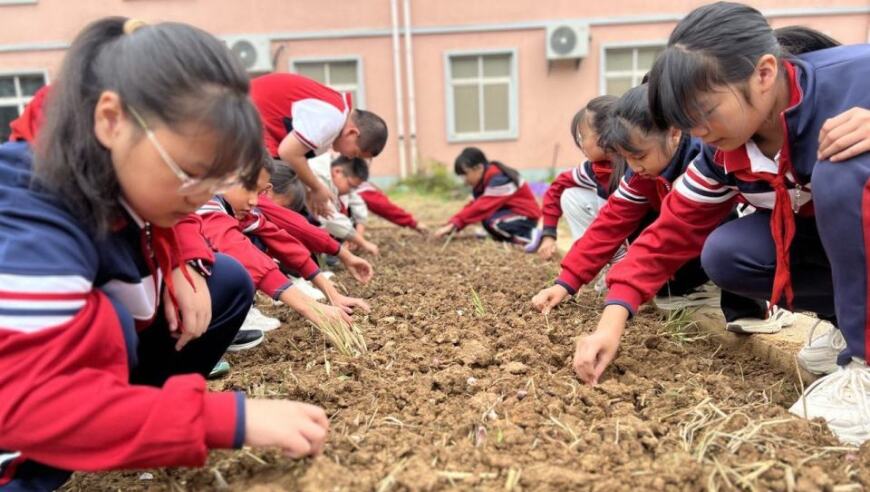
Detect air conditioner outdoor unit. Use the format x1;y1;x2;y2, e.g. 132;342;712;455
546;23;589;61
223;35;274;74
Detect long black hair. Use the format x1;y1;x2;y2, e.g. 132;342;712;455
600;84;668;155
774;25;840;57
269;160;308;212
454;147;521;186
569;95;625;193
34;17;265;235
648;2;841;130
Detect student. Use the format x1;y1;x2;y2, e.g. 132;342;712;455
0;18;328;490
190;160;371;331
261;162;374;284
434;147;542;244
531;84;784;331
355;180;428;234
310;155;380;256
530;97;626;261
250;73;388;218
572;3;870;446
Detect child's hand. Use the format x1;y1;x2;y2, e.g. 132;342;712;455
308;183;335;219
330;294;371;314
531;284;570;315
361;240;380;256
818;107;870;162
244;399;329;458
309;303;354;328
339;250;374;284
165;266;211;351
434;224;455;238
538;236;558;260
415;223;429;235
573;305;628;385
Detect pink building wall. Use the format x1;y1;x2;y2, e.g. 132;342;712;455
0;0;867;183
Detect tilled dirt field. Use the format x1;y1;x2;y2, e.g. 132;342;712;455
66;203;868;492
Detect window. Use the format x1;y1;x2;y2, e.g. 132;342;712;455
0;72;47;142
445;50;518;142
292;58;365;109
602;45;664;96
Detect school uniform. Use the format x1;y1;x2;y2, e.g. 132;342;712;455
250;73;352;158
556;135;765;320
449;163;542;243
188;196;321;300
309;155;362;241
605;45;870;365
541;160;613;241
257;196;342;256
356;181;419;229
0;142;252;490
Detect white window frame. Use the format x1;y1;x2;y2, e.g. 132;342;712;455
599;40;666;96
444;48;519;143
0;69;49;115
290;56;366;109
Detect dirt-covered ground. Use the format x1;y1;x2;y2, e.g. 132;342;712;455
65;195;868;492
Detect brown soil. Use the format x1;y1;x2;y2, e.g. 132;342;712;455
64;200;868;492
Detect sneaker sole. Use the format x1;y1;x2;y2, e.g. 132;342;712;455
725;322;783;334
226;336;265;352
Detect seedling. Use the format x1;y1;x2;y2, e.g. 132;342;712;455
470;288;486;316
308;303;368;357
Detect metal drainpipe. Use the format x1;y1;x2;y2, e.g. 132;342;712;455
402;0;419;175
390;0;408;180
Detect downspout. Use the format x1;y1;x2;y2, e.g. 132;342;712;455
402;0;419;175
390;0;408;179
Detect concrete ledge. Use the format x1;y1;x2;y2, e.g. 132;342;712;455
686;307;829;386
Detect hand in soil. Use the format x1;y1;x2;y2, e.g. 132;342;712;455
434;224;455;238
313;303;354;327
531;284;570;314
414;222;430;235
360;240;380;256
244;400;329;458
340;252;373;284
537;236;557;260
573;305;628;385
165;266;212;351
330;293;371;315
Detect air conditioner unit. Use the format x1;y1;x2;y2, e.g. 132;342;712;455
546;23;589;61
223;35;274;74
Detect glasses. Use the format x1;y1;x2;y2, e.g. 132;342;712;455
127;105;238;196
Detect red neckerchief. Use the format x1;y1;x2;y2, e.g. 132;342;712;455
590;160;613;190
713;60;802;309
150;226;195;328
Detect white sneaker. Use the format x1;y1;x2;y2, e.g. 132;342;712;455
798;321;846;375
290;276;326;301
789;360;870;447
654;289;720;311
242;306;281;332
726;305;795;334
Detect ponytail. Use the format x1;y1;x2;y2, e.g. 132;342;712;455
454;147;521;186
34;17;264;235
774;25;840;57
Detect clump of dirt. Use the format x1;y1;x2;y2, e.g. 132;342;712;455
65;220;868;491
